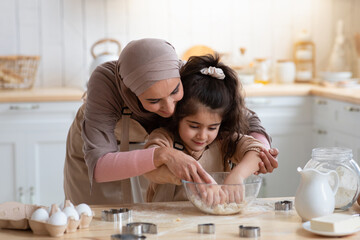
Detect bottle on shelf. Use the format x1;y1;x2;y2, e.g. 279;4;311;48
254;58;271;84
327;19;352;73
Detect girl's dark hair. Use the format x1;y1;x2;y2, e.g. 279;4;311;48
171;53;249;162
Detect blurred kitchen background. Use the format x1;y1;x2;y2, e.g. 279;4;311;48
0;0;359;88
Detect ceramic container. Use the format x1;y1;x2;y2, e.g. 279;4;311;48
295;167;339;222
276;60;296;84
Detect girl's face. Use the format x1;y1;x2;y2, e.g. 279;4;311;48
138;78;183;118
178;105;222;152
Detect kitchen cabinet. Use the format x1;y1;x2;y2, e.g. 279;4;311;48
312;97;360;161
245;96;313;198
0;101;82;206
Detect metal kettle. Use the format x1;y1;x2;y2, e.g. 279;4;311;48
89;38;121;75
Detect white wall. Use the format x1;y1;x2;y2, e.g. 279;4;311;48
0;0;358;88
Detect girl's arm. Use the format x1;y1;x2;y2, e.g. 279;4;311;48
224;150;261;184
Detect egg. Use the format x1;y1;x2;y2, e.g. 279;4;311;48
63;206;80;221
30;208;49;222
48;211;68;226
59;200;74;210
75;203;92;216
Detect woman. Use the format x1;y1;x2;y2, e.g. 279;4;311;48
63;38;278;205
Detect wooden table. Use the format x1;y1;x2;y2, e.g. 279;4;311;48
1;198;360;239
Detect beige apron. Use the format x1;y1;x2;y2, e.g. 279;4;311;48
64;104;148;205
120;107;149;203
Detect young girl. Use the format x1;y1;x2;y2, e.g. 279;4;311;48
143;54;265;204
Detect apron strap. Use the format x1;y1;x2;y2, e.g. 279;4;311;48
120;107;145;203
120;107;131;152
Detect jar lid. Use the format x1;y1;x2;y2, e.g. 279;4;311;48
312;147;353;160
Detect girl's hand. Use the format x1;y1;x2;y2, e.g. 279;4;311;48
256;148;279;174
222;174;245;204
202;184;227;206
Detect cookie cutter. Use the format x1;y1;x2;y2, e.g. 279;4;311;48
198;223;215;234
101;208;132;222
123;222;158;235
275;200;293;211
111;234;146;240
239;225;260;238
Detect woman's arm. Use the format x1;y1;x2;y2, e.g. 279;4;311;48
94;148;156;182
143;164;181;185
246;109;279;173
152;147;214;183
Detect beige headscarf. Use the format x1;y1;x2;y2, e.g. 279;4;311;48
115;38;182;118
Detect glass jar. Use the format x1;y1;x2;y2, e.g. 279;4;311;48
304;147;360;210
254;58;270;84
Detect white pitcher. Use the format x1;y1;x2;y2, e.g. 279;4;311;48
295;167;339;221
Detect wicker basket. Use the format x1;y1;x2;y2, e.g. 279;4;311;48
0;55;40;89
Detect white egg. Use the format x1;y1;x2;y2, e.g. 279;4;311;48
30;208;49;222
63;206;80;221
48;211;68;226
59;200;74;210
75;203;92;216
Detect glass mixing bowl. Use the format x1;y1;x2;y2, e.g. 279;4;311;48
182;172;262;215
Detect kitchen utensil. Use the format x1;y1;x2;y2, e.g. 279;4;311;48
295;167;339;221
182;172;262;215
304;147;360;210
111;234;146;240
123;222;157;234
275;200;293;211
101;208;132;222
198;223;215;234
89;38;121;75
239;225;260;238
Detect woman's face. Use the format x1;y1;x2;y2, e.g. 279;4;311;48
138;77;183;118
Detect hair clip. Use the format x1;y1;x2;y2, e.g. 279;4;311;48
200;66;225;80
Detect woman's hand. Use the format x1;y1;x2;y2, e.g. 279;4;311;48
153;147;215;184
256;148;279;174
